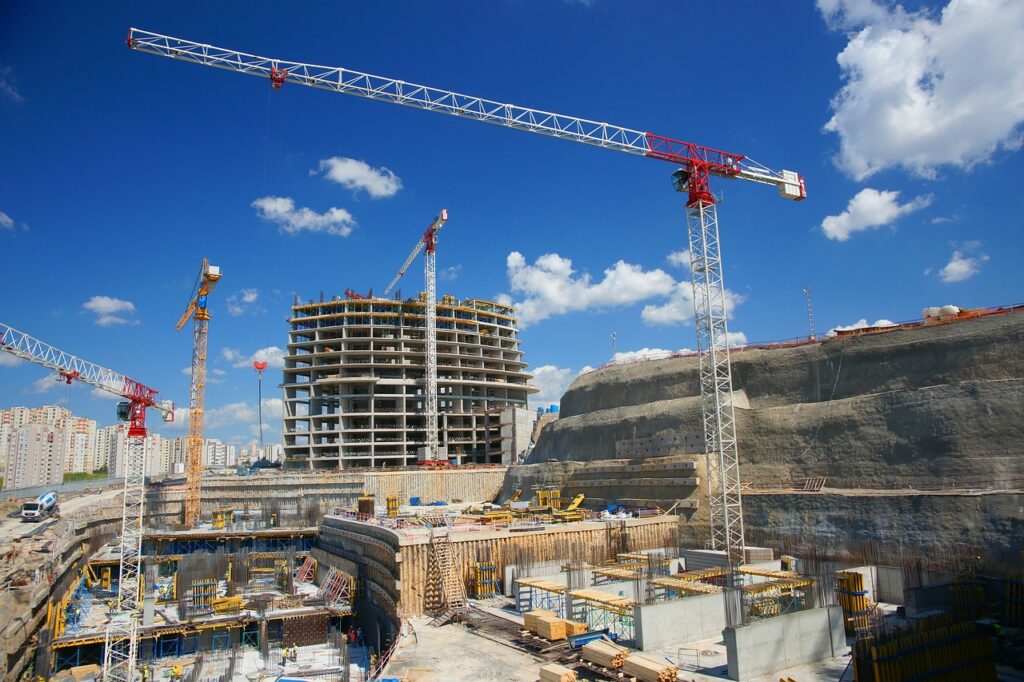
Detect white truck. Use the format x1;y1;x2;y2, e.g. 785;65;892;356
20;491;59;522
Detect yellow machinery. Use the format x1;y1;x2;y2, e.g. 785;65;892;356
211;508;234;529
552;494;586;522
212;595;243;614
176;258;222;528
481;509;513;524
531;488;562;512
386;495;399;516
509;489;522;502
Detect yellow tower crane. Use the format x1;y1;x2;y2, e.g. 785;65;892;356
176;258;221;528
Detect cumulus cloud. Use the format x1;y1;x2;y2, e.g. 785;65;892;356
936;243;988;282
821;188;932;241
827;318;896;336
252;196;356;236
222;346;286;370
820;0;1024;180
640;281;746;327
226;288;263;316
0;353;21;367
0;66;24;103
30;376;60;393
171;398;281;433
315;157;402;199
82;295;137;327
0;211;13;231
439;265;462;282
506;252;675;327
90;387;120;401
528;365;576;409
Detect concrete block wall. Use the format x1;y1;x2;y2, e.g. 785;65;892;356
724;606;847;681
634;593;726;651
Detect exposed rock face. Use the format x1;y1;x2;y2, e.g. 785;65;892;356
530;312;1024;488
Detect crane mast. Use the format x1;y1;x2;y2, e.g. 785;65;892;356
127;28;807;570
176;258;221;528
0;322;173;682
384;210;449;463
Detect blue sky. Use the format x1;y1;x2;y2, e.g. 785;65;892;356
1;0;1021;445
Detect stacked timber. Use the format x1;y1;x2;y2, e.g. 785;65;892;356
524;609;558;632
535;614;568;641
564;619;588;636
539;663;578;682
581;639;628;669
622;653;678;682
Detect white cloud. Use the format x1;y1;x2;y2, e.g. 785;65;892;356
439;265;462;282
506;252;676;327
82;295;137;327
315;157;402;199
820;0;1024;180
821;188;932;241
221;348;246;364
90;387;120;401
937;244;988;283
529;365;576;409
252;196;356;236
171;398;282;433
0;66;24;103
224;346;286;370
226;288;263;316
30;376;60;394
640;281;746;327
827;318;896;336
0;353;21;367
0;211;13;231
666;249;691;268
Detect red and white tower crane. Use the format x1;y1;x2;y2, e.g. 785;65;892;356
0;322;174;682
383;209;449;464
126;28;806;569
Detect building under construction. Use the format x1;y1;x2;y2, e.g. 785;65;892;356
283;293;537;469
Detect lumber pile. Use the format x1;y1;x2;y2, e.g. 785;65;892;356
622;653;678;682
564;619;588;636
581;639;629;669
539;663;578;682
524;609;558;632
535;614;568;641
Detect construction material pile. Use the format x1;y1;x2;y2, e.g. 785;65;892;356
581;639;628;669
539;663;578;682
622;653;678;682
523;609;588;641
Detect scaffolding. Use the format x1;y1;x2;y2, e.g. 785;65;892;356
515;578;567;616
568;589;636;641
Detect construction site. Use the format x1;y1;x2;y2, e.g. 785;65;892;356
0;18;1022;682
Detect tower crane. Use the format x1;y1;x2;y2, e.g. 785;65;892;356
175;258;221;528
0;322;174;682
383;209;449;464
126;28;806;569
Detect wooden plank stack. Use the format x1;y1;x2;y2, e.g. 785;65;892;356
534;613;568;641
581;639;629;669
563;619;589;636
622;653;678;682
538;663;578;682
524;608;558;632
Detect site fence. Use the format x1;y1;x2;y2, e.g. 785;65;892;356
0;477;123;502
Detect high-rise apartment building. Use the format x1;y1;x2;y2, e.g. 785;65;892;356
3;423;65;489
64;417;98;474
283;293;536;469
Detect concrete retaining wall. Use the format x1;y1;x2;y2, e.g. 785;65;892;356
724;606;847;681
634;593;726;651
